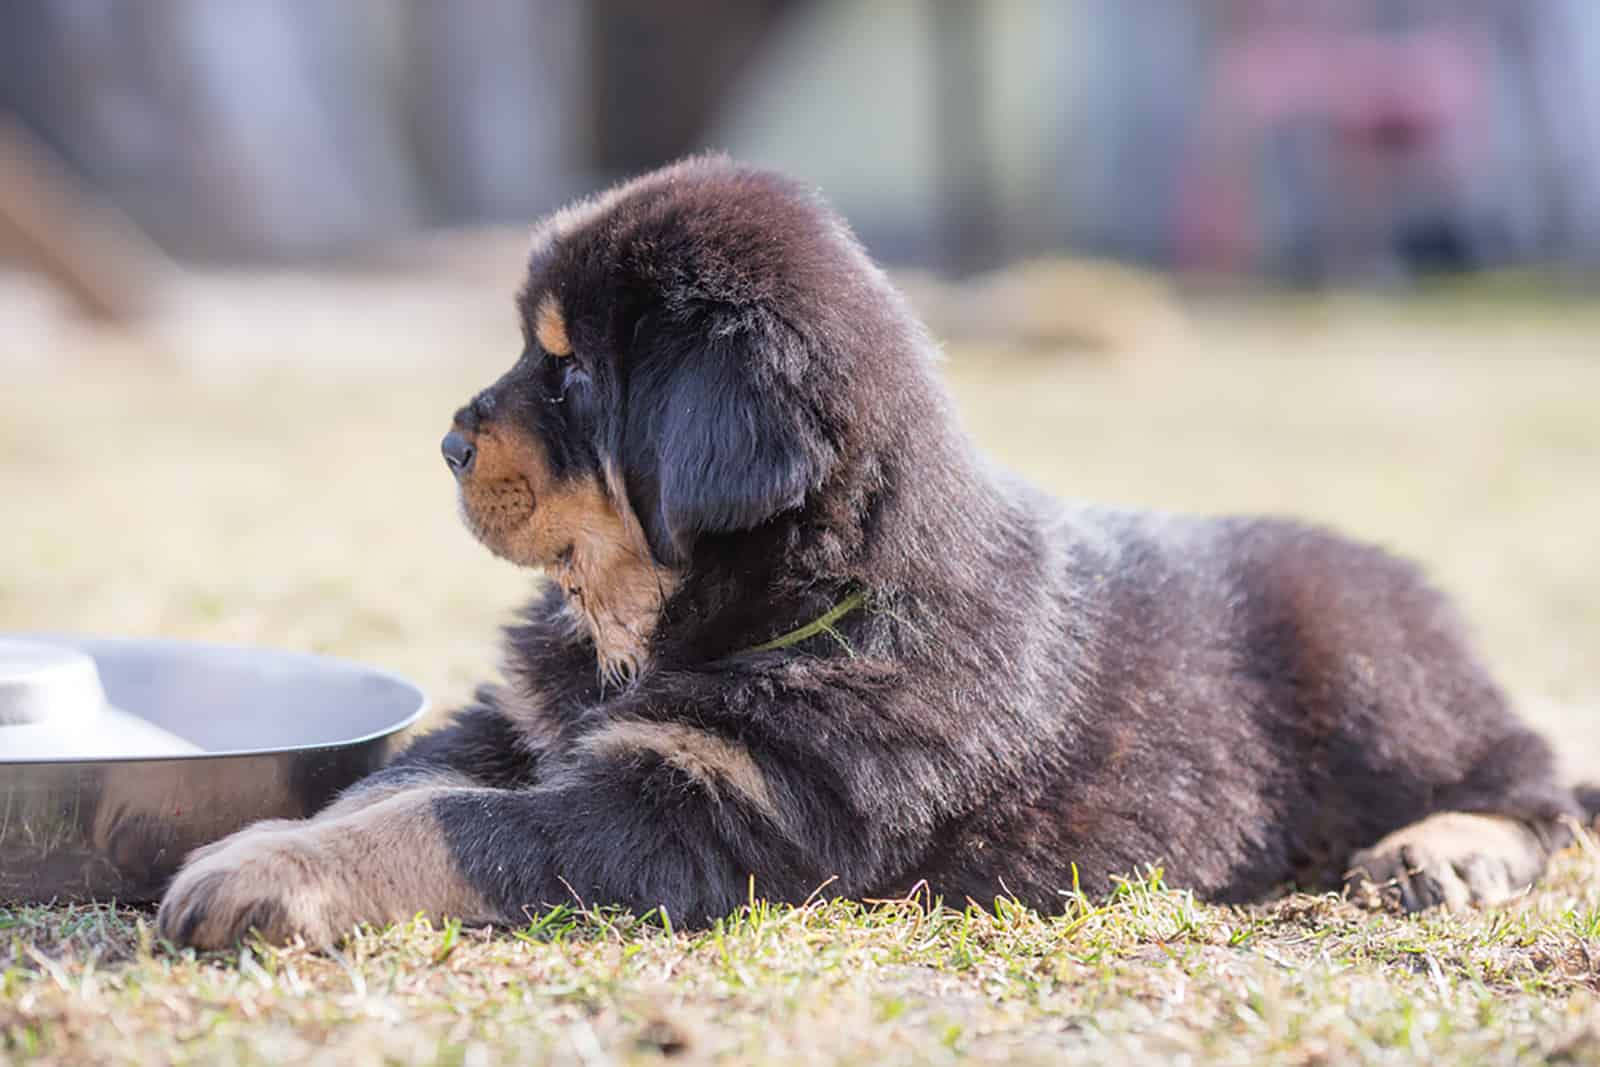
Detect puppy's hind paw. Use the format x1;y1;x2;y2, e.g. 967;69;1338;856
1344;812;1549;914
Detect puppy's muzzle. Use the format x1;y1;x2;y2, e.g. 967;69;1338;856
441;431;476;478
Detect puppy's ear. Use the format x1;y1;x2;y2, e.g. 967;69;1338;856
619;321;832;565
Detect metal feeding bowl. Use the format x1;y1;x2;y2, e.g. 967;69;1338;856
0;635;426;904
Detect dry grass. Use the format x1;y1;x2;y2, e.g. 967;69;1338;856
2;282;1600;1064
3;861;1600;1066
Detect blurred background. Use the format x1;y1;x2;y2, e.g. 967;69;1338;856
8;0;1600;279
1;1;1596;771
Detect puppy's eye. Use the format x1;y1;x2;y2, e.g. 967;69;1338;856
546;354;588;402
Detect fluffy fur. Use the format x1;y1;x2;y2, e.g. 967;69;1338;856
159;157;1588;948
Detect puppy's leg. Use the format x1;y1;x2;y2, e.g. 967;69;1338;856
156;702;548;945
158;784;499;948
422;719;848;926
1344;720;1579;912
161;719;862;948
1344;812;1561;912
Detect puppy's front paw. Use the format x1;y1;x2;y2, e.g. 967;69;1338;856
157;787;496;950
158;822;356;949
1345;812;1549;913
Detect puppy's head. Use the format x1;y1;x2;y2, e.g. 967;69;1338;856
443;157;870;580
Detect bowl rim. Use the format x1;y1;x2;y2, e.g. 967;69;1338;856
0;632;429;766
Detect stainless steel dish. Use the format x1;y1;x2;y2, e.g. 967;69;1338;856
1;635;426;904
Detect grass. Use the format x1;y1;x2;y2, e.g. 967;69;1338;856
3;864;1599;1064
3;285;1600;1064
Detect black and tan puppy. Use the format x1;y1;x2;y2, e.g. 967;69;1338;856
159;157;1586;948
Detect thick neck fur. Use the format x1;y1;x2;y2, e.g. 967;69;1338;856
653;376;1020;667
550;526;679;689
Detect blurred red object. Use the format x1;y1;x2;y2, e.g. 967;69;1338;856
1220;23;1486;149
1177;1;1494;276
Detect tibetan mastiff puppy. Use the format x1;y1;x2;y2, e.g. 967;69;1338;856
160;157;1587;948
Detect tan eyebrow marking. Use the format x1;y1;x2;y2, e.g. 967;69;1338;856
535;292;573;357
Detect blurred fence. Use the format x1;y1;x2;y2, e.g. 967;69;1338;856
3;0;1600;281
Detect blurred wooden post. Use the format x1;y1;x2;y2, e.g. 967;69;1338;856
0;115;166;323
928;0;1001;277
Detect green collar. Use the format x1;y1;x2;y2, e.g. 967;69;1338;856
741;588;868;655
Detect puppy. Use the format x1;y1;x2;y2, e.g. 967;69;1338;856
159;156;1586;948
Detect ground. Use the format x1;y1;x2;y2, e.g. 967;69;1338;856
2;276;1599;1065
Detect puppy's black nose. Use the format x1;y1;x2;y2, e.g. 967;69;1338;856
441;431;476;476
